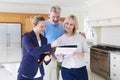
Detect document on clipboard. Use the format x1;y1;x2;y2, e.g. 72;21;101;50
55;45;77;55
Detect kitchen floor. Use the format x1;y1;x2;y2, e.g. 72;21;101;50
0;61;105;80
0;46;106;80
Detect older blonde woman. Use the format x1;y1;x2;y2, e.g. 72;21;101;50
56;15;89;80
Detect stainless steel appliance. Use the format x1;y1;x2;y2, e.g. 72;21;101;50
90;46;110;80
90;45;120;80
0;23;22;63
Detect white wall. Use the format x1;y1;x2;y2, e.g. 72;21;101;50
101;26;120;46
88;0;120;21
88;0;120;46
92;26;120;46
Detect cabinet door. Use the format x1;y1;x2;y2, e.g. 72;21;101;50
7;23;22;62
0;23;7;63
110;53;120;80
90;49;99;73
98;52;109;72
8;15;22;22
90;56;99;73
0;15;8;22
98;52;109;79
22;16;32;34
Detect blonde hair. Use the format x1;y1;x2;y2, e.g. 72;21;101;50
49;5;61;14
63;14;78;34
30;16;45;27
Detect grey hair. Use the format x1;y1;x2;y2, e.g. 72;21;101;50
49;5;61;14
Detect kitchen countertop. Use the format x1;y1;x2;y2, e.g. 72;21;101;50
95;43;120;48
91;43;120;51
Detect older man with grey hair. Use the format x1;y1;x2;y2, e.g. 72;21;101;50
43;5;64;80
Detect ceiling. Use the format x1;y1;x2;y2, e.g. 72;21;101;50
0;0;104;14
0;0;103;7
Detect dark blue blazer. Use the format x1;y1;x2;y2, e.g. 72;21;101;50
18;30;52;79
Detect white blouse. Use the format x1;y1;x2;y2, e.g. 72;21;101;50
34;40;42;78
58;32;89;69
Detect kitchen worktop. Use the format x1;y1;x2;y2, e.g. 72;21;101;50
91;44;120;51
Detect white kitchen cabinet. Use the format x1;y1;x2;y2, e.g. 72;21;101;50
110;51;120;80
0;23;22;63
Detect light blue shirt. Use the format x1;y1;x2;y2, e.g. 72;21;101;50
43;20;64;43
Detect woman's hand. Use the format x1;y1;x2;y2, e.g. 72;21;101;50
72;52;85;58
44;55;52;62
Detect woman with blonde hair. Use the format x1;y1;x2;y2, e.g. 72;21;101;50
17;16;59;80
56;14;89;80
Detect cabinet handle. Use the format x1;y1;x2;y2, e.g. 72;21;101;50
114;57;116;59
113;65;116;67
7;33;10;47
113;74;116;76
9;33;10;47
99;54;107;57
6;33;9;47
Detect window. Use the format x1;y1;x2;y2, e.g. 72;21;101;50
84;16;94;40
